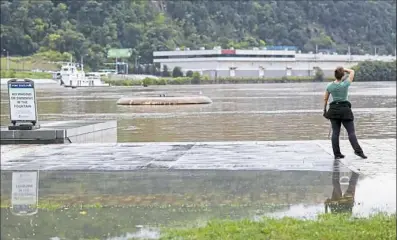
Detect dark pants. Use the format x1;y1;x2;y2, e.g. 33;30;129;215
330;119;363;156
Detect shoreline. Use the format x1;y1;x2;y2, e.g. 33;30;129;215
0;78;59;85
103;78;396;86
1;78;395;87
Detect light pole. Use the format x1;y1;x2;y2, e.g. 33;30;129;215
80;54;88;71
3;49;9;71
135;55;141;74
348;45;351;62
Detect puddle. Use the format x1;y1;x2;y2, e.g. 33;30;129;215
0;161;395;240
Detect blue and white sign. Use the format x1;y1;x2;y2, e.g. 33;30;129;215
8;79;38;123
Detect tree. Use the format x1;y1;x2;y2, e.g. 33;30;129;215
0;0;395;72
162;65;170;77
153;63;161;76
191;71;201;84
186;70;194;77
314;67;325;82
352;61;396;82
137;65;144;74
144;64;151;74
132;65;138;74
172;66;183;77
149;64;158;76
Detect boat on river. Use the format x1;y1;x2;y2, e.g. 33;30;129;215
54;63;110;88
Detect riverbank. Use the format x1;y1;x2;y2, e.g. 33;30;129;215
160;213;396;240
103;76;333;86
0;70;52;79
0;78;59;86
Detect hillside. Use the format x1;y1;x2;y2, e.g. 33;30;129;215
1;0;396;70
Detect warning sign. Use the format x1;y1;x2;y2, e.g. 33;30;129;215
8;79;38;122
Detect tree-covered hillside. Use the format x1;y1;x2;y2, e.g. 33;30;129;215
1;0;396;70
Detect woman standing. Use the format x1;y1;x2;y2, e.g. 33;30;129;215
323;67;367;160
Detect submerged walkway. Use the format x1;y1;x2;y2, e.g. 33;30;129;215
1;139;395;176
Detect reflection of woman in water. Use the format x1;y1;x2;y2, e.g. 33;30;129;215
323;67;367;160
324;160;359;214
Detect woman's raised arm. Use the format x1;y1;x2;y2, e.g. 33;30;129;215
344;68;355;82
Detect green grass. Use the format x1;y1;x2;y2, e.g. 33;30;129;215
160;213;396;240
0;52;70;79
1;56;60;72
0;70;53;79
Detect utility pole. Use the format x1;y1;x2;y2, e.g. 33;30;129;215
115;58;118;74
6;50;9;71
134;56;137;73
3;49;9;71
348;45;351;62
315;44;318;61
135;55;141;74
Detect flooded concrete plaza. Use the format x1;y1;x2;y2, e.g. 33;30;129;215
0;82;396;239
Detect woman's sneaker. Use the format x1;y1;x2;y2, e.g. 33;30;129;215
355;152;368;159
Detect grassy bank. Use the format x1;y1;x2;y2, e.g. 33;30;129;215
103;76;333;86
0;52;70;79
0;70;53;79
161;213;396;240
1;55;61;72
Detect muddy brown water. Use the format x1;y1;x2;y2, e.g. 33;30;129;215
1;82;396;141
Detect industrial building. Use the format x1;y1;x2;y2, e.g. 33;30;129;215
153;47;396;78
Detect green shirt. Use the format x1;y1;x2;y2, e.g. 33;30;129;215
326;79;351;103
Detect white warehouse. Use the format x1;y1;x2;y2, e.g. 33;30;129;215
153;47;396;78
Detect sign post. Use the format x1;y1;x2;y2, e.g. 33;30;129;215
107;48;132;74
11;171;39;216
7;79;39;130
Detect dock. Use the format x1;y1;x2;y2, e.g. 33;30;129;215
0;120;117;144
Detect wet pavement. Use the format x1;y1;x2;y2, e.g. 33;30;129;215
1;159;395;240
1;139;395;239
1;139;395;176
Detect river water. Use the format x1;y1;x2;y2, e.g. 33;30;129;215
1;81;396;141
0;82;396;240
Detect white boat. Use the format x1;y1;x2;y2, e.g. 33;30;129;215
56;63;110;88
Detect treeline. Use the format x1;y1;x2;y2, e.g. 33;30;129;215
353;61;396;82
1;0;396;70
147;61;397;83
103;61;396;86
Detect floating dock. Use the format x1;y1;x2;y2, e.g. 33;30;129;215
117;95;212;105
0;120;117;144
